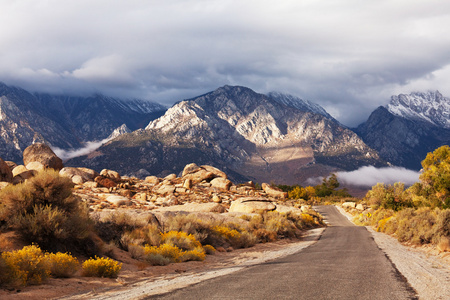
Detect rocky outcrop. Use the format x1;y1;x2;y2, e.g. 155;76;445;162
210;177;232;190
262;183;287;199
60;167;99;184
229;197;276;213
23;143;64;170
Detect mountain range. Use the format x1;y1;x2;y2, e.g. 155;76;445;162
0;82;166;162
1;81;449;184
355;91;450;170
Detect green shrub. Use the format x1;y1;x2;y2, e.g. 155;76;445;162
82;256;122;278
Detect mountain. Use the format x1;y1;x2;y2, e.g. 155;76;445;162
355;91;450;170
0;82;166;162
68;85;384;184
267;92;338;122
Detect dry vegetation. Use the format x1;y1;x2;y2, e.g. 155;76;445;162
346;146;450;252
0;169;324;289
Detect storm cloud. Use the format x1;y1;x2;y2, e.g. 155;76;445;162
1;1;450;126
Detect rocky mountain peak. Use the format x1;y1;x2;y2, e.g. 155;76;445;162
386;90;450;128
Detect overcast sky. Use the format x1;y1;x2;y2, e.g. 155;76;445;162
1;0;450;126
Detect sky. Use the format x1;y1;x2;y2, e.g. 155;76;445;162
1;0;450;126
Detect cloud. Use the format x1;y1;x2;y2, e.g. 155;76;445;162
1;1;450;125
52;138;111;161
335;166;421;187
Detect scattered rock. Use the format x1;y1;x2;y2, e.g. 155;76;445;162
25;161;45;172
229;197;276;213
275;204;302;214
23;143;64;170
210;177;232;191
201;165;227;179
356;204;365;211
164;173;177;181
60;167;99;183
145;176;160;185
153;202;226;213
342;202;356;209
106;195;131;206
182;163;202;177
261;183;287;199
183;178;192;189
95;176;117;188
100;169;121;181
154;184;176;195
212;195;222;203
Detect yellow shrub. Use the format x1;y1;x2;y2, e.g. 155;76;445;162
45;252;79;278
301;213;314;224
179;247;206;262
144;244;182;262
203;244;216;255
82;256;122;278
213;226;241;240
377;217;393;232
161;231;201;250
1;244;50;286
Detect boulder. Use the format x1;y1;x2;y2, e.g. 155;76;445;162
356;204;365;211
201;165;227;179
154;184;176;195
12;165;28;177
229;197;276;213
23;143;63;170
95;176;117;188
164;173;177;181
145;176;160;185
71;175;84;185
210;177;232;190
153;202;226;213
60;167;99;183
182;163;202;177
261;183;287;199
342;202;356;209
0;158;13;182
12;169;37;184
106;195;131;206
183;178;192;189
25;161;45;172
275;204;302;214
100;169;121;181
183;169;215;184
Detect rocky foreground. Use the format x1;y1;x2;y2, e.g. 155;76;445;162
0;143;311;228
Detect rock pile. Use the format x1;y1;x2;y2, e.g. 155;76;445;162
0;145;308;217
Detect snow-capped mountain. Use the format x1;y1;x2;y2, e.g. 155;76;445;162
387;91;450;128
356;91;450;170
0;82;166;162
71;85;384;183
